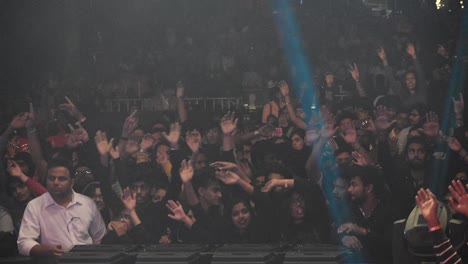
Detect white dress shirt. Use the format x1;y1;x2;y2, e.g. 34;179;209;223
17;191;106;256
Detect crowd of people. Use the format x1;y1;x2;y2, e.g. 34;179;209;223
0;2;467;264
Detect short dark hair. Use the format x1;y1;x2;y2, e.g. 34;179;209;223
47;158;73;177
192;167;219;193
344;166;385;197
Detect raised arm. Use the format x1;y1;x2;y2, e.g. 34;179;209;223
176;81;188;123
416;187;463;264
280;80;307;129
180;160;199;206
25;104;48;183
407;43;426;93
118;110;138;154
349;63;367;98
220;112;238;152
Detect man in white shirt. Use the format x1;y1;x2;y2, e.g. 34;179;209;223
17;159;106;256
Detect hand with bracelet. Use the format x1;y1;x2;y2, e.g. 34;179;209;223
415;188;441;231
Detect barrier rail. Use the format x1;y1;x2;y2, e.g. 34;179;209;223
105;97;243;112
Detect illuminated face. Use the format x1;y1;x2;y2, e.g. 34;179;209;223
333;177;349;201
348;176;367;205
9;182;32;203
131;181;150;205
156;144;170;165
408;110;421;126
335;152;352;169
47;166;73;200
205;128;220;144
193;153;207;170
151;187;167;203
199;182;222;207
407;142;427;168
118;209;133;231
291;134;305;151
325;74;334;87
339;118;354;133
231;202;251;232
295;108;306;120
405;72;416;91
92;187;105;211
396;113;409;129
289;192;305;221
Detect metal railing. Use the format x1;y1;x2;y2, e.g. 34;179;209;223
104;97;243;112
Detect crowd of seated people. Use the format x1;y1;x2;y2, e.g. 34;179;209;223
0;3;467;264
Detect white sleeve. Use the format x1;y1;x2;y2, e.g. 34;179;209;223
88;201;106;244
17;202;40;256
0;207;14;233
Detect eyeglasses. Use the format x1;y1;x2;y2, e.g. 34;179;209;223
74;170;92;176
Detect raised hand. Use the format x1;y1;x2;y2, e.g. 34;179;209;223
376;47;387;64
452;93;464;116
59;96;85;122
109;145;120;160
419;111;439;138
220;112;238;135
349;63;360;82
121;187;136;211
140;133;155;152
279;80;290;97
374;105;396;131
216;170;240;185
352;151;369;166
67;125;89;149
166;200;189;222
179;160;194;183
186;129;201;153
448;180;468;217
445;137;462;152
94;130;114;156
406;42;417;59
163;122;181;146
122;110;138;138
10;113;28;129
415;188;440;227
